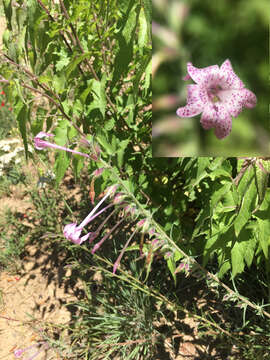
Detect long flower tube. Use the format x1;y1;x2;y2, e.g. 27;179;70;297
91;217;125;254
63;185;118;244
113;228;138;273
89;206;120;243
14;342;48;359
34;131;90;158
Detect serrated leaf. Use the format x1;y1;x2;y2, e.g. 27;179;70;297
122;179;134;193
52;73;66;94
65;52;91;79
104;118;115;131
142;0;152;25
96;133;114;155
211;180;232;210
55;56;70;72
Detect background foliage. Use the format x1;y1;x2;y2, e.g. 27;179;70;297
2;0;270;359
1;0;151;181
153;0;269;156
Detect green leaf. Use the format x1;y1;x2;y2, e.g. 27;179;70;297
54;151;70;186
104;118;115;131
231;239;246;278
234;180;257;236
116;139;130;168
254;189;270;259
211;179;232;211
72;156;84;180
3;0;12;31
80;80;93;104
218;260;231;279
2;29;11;49
138;6;149;51
92;74;107;119
52;73;67;94
142;0;152;25
96;133;114;155
133;50;151;100
191;157;210;187
65;52;91;79
166;256;177;286
121;179;135;193
54;119;69;146
111;1;139;87
241;229;257;268
253;160;270;210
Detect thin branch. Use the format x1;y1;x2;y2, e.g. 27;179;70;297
36;0;85;76
58;0;117;114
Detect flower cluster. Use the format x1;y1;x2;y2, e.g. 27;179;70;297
63;184;118;245
176;59;257;139
33;135;180;275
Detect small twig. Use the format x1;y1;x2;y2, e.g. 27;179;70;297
36;0;84;76
96;337;152;348
0;55;87;139
0;315;21;322
58;0;117;115
20;81;85;138
92;9;109;76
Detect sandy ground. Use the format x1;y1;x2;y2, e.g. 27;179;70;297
0;253;72;359
0;156;79;359
0;196;82;360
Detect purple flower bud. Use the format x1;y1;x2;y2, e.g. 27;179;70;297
92;168;105;177
113;192;126;204
137;219;146;227
79;137;91;147
123;204;137;217
14;349;24;357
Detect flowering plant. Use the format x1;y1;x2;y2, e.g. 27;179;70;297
176;59;257;139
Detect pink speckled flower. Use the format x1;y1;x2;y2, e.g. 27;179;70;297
176;59;257;139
